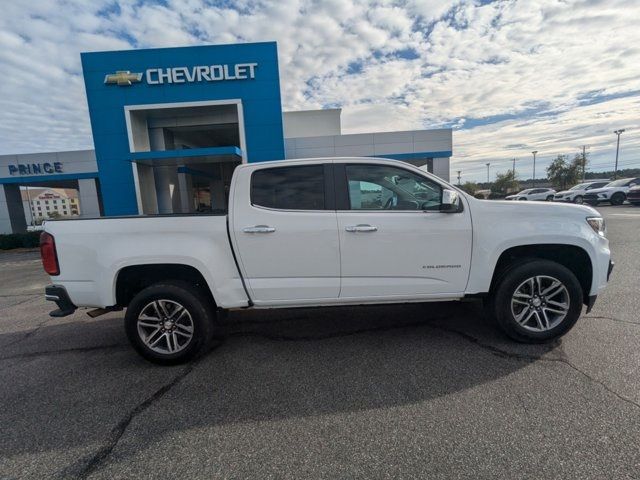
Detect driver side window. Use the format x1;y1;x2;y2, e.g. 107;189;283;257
345;164;443;211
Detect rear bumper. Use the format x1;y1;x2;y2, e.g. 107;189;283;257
45;285;77;317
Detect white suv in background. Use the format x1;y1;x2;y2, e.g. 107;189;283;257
584;177;640;206
553;180;610;204
505;188;556;201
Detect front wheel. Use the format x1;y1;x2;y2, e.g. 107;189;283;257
610;192;625;206
546;195;554;201
124;282;215;364
489;260;583;343
573;195;583;204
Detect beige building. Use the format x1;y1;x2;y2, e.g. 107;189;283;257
21;188;80;223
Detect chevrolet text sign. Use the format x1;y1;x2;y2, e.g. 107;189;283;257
105;63;258;86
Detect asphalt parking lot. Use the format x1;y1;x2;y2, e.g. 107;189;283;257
1;205;639;479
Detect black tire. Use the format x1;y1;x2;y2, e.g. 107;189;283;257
546;195;554;201
518;198;527;201
488;259;583;343
610;192;625;206
573;195;583;204
124;281;216;365
630;201;640;206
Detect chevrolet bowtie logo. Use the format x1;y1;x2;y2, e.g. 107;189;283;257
104;70;143;86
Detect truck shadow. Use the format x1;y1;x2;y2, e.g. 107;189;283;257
0;300;562;467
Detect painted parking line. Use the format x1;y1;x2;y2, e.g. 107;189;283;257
608;213;640;217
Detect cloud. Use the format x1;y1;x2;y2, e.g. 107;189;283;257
0;0;639;181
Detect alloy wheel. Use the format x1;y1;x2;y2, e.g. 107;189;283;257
137;299;194;354
510;275;570;332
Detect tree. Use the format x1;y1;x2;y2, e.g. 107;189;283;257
546;154;581;190
460;181;478;195
493;169;519;194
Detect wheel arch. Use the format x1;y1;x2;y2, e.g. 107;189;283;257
114;263;217;308
489;244;593;305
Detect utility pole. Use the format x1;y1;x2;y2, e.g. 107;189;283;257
512;158;516;176
486;163;491;184
456;170;461;185
613;129;625;179
532;151;538;187
581;145;588;182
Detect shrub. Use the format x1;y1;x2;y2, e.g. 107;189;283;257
0;232;41;250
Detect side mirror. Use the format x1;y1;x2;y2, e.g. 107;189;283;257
441;189;460;213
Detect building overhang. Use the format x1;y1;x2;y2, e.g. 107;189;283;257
129;146;243;167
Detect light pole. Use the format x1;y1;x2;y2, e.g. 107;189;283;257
613;129;625;179
512;158;516;176
486;163;490;183
531;151;538;187
580;145;589;182
457;170;461;185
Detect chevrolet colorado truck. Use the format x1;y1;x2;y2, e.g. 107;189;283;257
40;157;613;364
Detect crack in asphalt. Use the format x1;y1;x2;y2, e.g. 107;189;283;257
427;323;640;413
584;315;640;326
68;360;201;480
1;315;55;349
0;293;41;298
0;343;127;361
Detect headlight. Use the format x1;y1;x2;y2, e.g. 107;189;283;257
586;216;606;237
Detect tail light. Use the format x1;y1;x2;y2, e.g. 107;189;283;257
40;232;60;276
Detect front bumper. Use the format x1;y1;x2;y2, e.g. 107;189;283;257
586;260;613;313
45;285;77;317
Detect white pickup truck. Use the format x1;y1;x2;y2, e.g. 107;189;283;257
40;157;613;364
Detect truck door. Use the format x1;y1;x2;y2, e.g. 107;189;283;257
230;162;340;305
334;162;472;299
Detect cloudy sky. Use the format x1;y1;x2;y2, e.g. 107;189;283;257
1;0;639;181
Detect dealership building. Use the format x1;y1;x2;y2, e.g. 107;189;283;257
0;42;452;234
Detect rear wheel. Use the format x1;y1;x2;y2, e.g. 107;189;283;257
610;192;625;206
630;202;640;206
546;195;554;201
573;195;583;204
488;260;583;343
124;281;215;364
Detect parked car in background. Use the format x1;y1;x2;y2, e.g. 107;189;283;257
553;180;610;204
627;185;640;206
505;188;556;201
584;178;640;206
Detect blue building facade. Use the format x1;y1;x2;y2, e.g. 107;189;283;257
81;42;285;215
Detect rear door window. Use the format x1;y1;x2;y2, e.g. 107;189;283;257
251;165;326;210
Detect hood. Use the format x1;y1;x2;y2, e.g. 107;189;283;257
471;197;599;217
556;190;572;195
585;187;611;194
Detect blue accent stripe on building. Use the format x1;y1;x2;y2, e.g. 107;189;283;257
129;146;242;161
371;151;452;160
0;172;99;184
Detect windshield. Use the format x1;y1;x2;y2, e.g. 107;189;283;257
517;189;532;194
569;183;588;190
605;178;632;187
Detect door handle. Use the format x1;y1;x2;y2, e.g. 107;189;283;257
345;224;378;233
243;225;276;233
